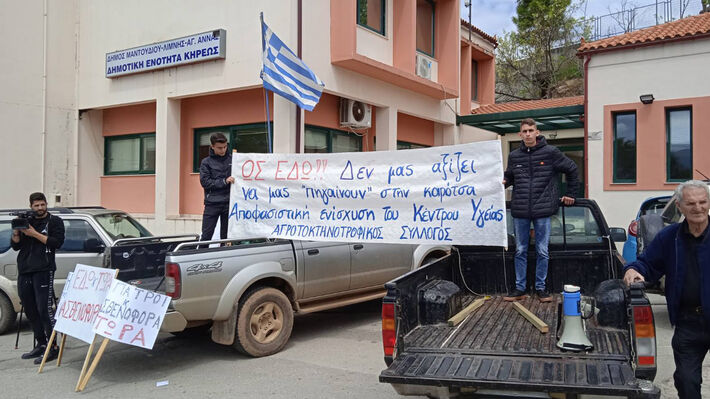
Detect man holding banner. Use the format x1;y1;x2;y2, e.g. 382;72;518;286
199;132;234;241
503;118;579;303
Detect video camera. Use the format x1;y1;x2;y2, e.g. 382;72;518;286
10;210;34;230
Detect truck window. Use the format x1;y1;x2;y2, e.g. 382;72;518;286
561;206;602;244
60;220;102;252
94;213;151;240
0;222;11;253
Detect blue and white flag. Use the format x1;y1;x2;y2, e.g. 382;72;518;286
261;16;325;111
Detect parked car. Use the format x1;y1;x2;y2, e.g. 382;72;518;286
622;195;671;262
0;207;198;334
637;181;710;255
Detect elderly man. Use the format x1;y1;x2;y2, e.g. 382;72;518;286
624;180;710;399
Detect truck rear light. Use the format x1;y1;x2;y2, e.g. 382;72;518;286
382;302;396;357
628;220;638;237
633;305;656;367
165;262;181;299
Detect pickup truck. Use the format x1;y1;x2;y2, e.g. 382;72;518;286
379;199;661;399
157;239;449;357
0;207;197;334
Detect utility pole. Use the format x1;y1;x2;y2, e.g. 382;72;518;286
465;1;472;41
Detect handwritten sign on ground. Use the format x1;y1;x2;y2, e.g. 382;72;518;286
229;141;506;246
54;265;115;344
92;280;170;350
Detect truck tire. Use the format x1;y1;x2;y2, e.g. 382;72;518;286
637;214;664;256
233;287;293;357
0;293;17;335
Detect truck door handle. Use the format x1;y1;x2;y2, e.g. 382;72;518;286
307;249;319;255
353;244;364;250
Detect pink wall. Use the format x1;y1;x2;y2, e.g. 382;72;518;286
460;45;472;115
180;89;273;215
101;176;156;213
101;103;157;213
330;0;459;99
603;96;710;190
397;112;435;146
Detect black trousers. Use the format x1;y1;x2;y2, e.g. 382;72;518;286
672;311;710;399
18;270;55;347
201;203;229;241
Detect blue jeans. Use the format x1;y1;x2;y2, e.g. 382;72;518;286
513;217;551;292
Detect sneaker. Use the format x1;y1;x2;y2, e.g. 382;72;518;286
503;289;526;302
34;346;58;365
21;345;46;360
537;290;553;303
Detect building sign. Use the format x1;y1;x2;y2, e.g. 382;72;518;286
106;29;226;78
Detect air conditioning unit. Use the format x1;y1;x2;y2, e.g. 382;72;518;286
415;54;432;80
340;99;372;129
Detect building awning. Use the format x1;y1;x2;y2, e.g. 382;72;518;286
457;102;584;135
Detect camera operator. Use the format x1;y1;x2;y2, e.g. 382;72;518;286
10;192;64;364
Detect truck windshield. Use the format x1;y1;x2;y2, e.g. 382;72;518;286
95;213;152;240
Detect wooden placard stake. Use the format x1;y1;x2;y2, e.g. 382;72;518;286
75;336;97;392
37;330;57;374
77;337;110;392
56;333;67;366
512;302;549;334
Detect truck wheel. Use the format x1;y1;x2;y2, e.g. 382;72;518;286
233;287;293;357
0;293;17;335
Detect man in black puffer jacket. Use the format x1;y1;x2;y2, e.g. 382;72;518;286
502;118;579;302
199;132;234;241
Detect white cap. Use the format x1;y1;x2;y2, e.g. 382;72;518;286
563;284;580;293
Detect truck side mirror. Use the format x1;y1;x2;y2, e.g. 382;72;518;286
609;227;627;243
84;238;106;253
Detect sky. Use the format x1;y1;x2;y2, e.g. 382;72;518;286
461;0;704;38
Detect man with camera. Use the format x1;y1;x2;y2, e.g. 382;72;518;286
10;192;65;364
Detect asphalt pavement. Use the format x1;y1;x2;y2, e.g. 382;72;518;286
0;296;708;399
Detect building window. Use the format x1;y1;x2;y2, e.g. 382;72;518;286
104;133;156;175
416;0;435;57
667;107;692;182
357;0;385;35
305;126;362;153
612;112;636;183
397;141;428;150
471;59;478;101
193;124;271;172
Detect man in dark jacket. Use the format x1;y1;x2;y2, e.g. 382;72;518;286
503;118;579;302
10;192;65;363
199;132;234;241
624;180;710;399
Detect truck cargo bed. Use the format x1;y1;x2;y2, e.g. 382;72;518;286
403;294;629;359
380;294;654;397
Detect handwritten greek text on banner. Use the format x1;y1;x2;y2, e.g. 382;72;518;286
228;141;506;246
54;265;115;344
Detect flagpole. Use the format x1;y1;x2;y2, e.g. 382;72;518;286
260;12;273;153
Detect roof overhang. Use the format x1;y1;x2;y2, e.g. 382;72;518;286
457;105;584;134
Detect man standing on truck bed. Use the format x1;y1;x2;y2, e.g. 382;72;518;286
10;192;65;364
624;180;710;399
200;132;234;241
503;118;579;303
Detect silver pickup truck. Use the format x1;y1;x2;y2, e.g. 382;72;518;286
158;239;449;357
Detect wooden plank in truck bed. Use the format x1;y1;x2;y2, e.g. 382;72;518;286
403;295;630;359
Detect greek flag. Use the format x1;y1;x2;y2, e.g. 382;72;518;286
261;16;325;111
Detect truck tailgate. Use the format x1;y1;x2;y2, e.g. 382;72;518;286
381;295;657;398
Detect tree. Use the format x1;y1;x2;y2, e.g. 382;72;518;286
495;0;589;101
702;0;710;14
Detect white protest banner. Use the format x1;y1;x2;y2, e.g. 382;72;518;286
229;141;506;246
92;280;170;350
54;264;115;344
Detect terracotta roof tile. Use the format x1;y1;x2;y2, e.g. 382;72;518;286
471;96;584;114
578;12;710;54
461;19;498;47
